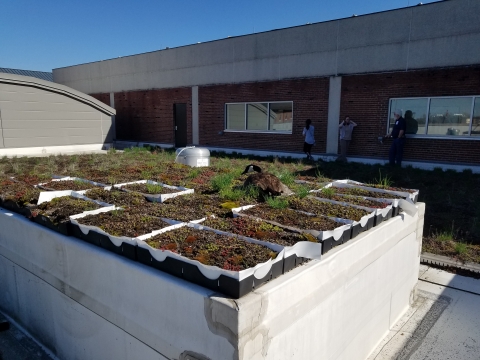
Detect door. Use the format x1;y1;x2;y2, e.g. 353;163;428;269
174;103;187;148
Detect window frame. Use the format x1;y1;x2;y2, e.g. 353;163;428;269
224;101;294;134
388;95;480;140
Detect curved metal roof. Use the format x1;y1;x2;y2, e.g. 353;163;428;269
0;72;115;116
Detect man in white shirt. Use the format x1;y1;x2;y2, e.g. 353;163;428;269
336;116;357;162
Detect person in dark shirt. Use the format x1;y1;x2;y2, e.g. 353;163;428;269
386;109;406;166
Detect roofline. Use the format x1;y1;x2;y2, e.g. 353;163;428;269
53;0;444;71
0;72;116;116
0;67;52;75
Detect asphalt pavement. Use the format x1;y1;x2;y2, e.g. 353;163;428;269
0;312;54;360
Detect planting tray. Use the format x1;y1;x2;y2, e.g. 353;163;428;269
0;178;39;218
308;193;390;228
33;191;114;236
136;223;285;299
113;180;194;203
295;196;376;240
232;205;351;255
69;207;178;260
0;198;37;218
334;180;419;203
321;182;419;218
35;177;108;191
190;220;322;274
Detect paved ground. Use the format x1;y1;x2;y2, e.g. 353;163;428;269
1;264;479;360
0;312;55;360
368;264;480;360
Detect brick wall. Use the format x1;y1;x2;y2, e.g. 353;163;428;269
90;93;110;107
340;66;480;164
90;66;479;164
198;78;330;154
91;89;192;144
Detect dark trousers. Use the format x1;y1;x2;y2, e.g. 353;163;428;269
389;138;405;166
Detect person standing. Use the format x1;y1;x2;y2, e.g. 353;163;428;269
386;109;406;166
302;119;315;161
337;116;357;162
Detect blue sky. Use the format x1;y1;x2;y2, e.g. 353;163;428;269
1;0;439;72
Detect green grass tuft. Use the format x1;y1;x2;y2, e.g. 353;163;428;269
296;186;310;199
320;187;335;198
436;231;454;242
373;169;392;188
265;196;289;209
455;242;468;255
210;173;234;192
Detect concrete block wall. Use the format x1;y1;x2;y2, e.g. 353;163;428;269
339;66;480;164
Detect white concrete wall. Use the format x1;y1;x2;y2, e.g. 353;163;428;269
233;206;423;359
0;210;234;360
53;0;480;94
0;144;109;157
0;203;424;360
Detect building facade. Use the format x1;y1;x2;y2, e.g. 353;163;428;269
0;72;115;156
53;0;480;166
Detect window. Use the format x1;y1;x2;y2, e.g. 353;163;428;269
226;104;244;130
427;98;471;136
225;102;293;133
388;96;480;138
389;98;428;135
247;103;268;130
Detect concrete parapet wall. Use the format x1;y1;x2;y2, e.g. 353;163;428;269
0;204;424;360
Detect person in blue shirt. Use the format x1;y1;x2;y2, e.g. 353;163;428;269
302;119;315;161
386;109;406;166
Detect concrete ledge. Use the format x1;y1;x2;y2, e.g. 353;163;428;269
421;252;480;274
0;204;423;359
0;144;110;157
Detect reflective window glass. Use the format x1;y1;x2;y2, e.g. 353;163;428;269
389;98;428;135
471;97;480;137
226;104;245;130
427;97;472;136
268;102;293;132
247;103;268;130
